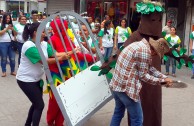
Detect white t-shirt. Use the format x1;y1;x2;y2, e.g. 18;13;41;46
0;23;14;42
98;28;114;47
14;23;25;43
16;40;54;82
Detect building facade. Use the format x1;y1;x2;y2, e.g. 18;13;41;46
0;0;46;13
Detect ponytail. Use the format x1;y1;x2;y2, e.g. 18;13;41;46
23;22;40;41
104;20;111;35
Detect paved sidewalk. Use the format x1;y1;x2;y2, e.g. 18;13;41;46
0;62;194;126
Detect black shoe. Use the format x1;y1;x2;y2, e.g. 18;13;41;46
191;75;194;79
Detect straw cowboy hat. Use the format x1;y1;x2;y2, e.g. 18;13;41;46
149;38;170;58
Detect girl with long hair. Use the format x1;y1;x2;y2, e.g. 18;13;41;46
0;13;16;77
98;20;114;59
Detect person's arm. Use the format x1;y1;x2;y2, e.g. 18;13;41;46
98;29;104;50
149;66;167;79
114;27;118;50
136;48;165;85
0;26;9;36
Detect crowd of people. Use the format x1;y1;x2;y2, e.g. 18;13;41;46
0;1;193;125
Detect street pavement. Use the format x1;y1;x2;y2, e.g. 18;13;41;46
0;58;194;126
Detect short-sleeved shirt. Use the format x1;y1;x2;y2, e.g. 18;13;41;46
165;34;181;47
115;26;132;43
98;28;114;47
14;23;25;43
0;23;14;42
16;40;54;82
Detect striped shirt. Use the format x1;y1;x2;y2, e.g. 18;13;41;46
109;38;167;102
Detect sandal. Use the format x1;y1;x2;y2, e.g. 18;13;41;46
172;74;176;77
165;72;169;75
10;72;16;76
1;72;6;77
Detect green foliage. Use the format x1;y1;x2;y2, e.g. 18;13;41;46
189;55;194;60
98;68;109;76
136;2;164;14
119;45;124;51
109;60;117;69
162;31;166;37
163;55;168;61
177;63;182;69
90;65;100;71
188;61;193;70
179;48;187;56
180;58;185;65
172;50;179;57
106;72;113;79
173;44;179;49
104;57;109;63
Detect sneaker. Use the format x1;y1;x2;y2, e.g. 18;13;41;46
172;74;176;77
191;75;194;79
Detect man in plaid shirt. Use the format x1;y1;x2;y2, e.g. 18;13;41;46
109;38;172;126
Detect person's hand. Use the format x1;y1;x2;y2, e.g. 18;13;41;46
7;24;13;30
74;47;81;53
60;53;70;60
164;78;173;87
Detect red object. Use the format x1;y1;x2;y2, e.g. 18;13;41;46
47;92;64;126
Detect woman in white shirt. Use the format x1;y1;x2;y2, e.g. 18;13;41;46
0;14;16;77
98;20;114;59
16;22;71;126
14;15;27;65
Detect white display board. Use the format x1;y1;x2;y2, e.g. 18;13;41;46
56;61;112;126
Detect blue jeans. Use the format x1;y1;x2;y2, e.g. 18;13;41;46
104;47;113;59
0;42;16;73
165;56;176;74
17;42;24;65
110;91;143;126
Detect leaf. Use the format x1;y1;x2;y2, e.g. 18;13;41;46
162;31;166;37
188;61;193;70
179;48;187;56
163;55;168;61
119;45;124;51
98;68;109;76
172;50;179;57
109;60;116;68
155;6;162;12
166;37;171;43
177;63;182;69
90;65;100;71
173;44;179;49
104;57;109;63
189;55;194;60
106;72;113;79
180;58;185;65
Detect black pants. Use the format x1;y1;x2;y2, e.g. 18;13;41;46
17;80;44;126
